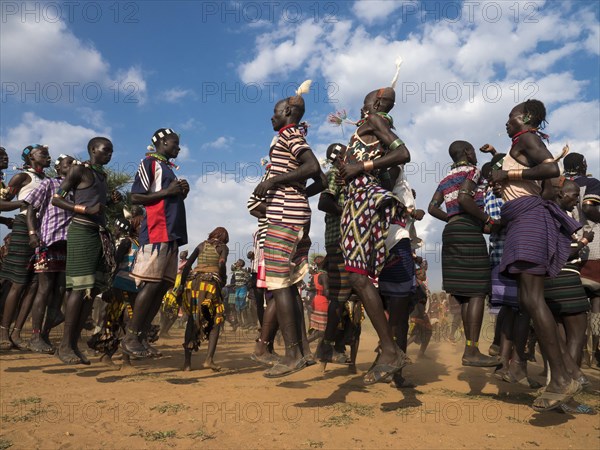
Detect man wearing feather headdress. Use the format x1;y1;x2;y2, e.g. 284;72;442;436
338;59;413;384
252;80;325;378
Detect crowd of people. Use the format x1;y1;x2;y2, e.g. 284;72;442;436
0;68;598;415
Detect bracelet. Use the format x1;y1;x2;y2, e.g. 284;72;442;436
389;138;405;151
28;230;37;236
56;188;69;198
363;160;374;172
541;158;555;164
508;169;523;180
73;204;86;214
580;238;589;246
485;216;495;226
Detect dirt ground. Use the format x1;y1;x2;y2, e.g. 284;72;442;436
1;319;599;449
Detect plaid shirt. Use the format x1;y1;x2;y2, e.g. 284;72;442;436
23;177;72;247
484;189;505;266
322;167;345;248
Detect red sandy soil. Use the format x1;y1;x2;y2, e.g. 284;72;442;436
1;321;599;449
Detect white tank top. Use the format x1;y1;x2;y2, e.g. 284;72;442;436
17;171;45;215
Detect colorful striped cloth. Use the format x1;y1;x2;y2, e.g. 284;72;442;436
182;273;223;350
435;164;485;219
499;196;581;278
325;246;352;304
263;222;308;290
265;125;311;226
310;272;329;331
441;215;491;298
0;214;34;284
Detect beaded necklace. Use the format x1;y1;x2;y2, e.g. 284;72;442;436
355;112;394;128
511;128;550;146
145;152;179;170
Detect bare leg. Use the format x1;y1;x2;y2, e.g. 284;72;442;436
57;290;86;364
41;274;66;341
458;295;498;365
497;306;515;376
29;273;60;352
269;286;303;369
0;283;27;349
203;324;221;371
253;299;278;358
11;279;39;349
560;313;587;380
122;280;168;356
506;310;531;380
518;273;573;395
349;273;405;368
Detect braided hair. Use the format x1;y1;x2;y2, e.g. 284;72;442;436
521;99;547;129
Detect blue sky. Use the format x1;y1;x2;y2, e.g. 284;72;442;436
1;0;599;289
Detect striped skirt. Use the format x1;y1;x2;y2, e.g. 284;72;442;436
490;265;519;310
379;238;416;298
66;220;110;294
442;215;491;297
500;196;581;278
0;214;34;284
325;245;352;303
544;264;590;316
310;294;329;331
263;222;309;290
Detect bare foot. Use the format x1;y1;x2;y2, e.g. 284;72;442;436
203;360;221;372
100;354;121;370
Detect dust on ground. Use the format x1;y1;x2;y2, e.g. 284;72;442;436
1;321;599;449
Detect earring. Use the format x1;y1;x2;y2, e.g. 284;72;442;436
522;114;531;124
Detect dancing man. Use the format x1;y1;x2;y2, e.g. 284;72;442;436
122;129;189;358
253;81;323;377
492;99;582;411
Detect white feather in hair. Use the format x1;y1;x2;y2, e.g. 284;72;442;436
296;80;312;97
390;56;403;90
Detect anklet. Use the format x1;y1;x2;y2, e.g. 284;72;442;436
32;329;41;334
256;338;270;345
466;340;479;347
286;341;301;349
323;339;335;346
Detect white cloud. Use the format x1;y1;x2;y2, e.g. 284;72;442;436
239;21;326;82
352;0;406;24
201;136;235;150
177;144;192;162
179;118;200;131
114;67;147;105
161;88;195;104
0;18;147;105
0;112;110;164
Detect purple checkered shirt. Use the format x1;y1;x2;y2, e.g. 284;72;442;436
23;177;72;247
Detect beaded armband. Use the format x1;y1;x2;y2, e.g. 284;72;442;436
56;188;69;198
